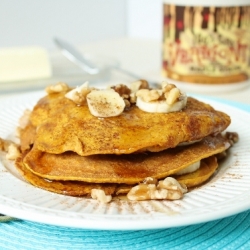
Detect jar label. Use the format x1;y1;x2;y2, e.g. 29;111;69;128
162;5;250;84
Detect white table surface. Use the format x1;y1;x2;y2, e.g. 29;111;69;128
1;37;250;105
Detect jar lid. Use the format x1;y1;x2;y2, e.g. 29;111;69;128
163;0;250;7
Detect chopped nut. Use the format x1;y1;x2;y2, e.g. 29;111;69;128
142;177;158;185
65;81;92;105
157;177;187;194
136;89;162;102
216;151;227;160
0;138;21;160
115;185;132;195
0;138;12;152
129;92;137;104
111;84;131;98
162;82;176;92
166;87;181;105
225;132;239;145
6;143;20;160
130;80;149;93
45;82;70;94
124;99;131;108
127;177;187;201
111;84;133;108
91;189;112;203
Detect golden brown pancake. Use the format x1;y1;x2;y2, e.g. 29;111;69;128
16;154;117;196
16;152;219;197
23;134;230;185
13;84;235;199
174;156;218;187
19;122;36;152
28;92;230;156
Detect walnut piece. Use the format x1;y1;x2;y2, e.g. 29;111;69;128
111;84;132;108
0;138;12;152
225;132;239;145
45;82;70;94
111;84;131;99
65;81;92;105
136;89;162;102
0;138;20;160
142;177;158;185
130;80;149;93
165;87;181;105
127;177;187;201
91;189;112;203
62;80;186;116
135;82;185;107
6;143;20;160
162;82;176;92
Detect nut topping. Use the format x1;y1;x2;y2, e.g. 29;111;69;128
45;82;70;94
91;189;112;203
62;80;187;116
225;132;239;145
111;84;131;99
0;138;20;160
130;80;149;93
127;177;187;201
65;81;92;105
165;87;181;105
136;89;162;102
135;82;187;113
6;143;20;160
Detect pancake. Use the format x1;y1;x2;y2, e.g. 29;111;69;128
174;156;218;187
23;134;230;184
11;82;237;201
28;91;230;156
15;153;117;196
19;122;36;152
16;151;219;197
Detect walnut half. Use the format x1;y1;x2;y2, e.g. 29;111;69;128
45;82;70;94
91;189;112;203
127;177;187;201
0;138;20;160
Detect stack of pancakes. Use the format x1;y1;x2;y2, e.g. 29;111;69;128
16;87;232;199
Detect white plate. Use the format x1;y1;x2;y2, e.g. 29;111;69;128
0;91;250;230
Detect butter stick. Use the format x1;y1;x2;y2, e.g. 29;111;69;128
0;46;52;82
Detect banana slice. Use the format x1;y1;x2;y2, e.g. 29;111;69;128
174;161;201;175
87;89;125;117
136;94;187;113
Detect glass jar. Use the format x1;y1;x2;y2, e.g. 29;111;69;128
162;0;250;92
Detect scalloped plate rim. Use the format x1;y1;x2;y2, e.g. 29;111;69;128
0;90;250;230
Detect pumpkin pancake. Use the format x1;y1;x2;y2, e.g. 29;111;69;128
23;134;230;185
15;152;118;196
16;152;219;197
28;92;230;156
19;122;36;152
175;156;218;187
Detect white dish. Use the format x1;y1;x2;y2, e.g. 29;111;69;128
0;91;250;230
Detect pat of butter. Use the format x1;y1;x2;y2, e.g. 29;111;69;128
0;46;52;82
